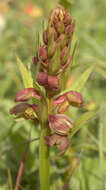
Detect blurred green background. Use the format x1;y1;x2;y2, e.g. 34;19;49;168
0;0;106;189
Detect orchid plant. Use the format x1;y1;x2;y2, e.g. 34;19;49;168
10;6;95;190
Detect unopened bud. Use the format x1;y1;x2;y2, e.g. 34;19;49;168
60;46;70;65
32;56;38;65
49;45;60;74
48;27;58;41
66;91;83;107
37;72;48;86
56;34;66;49
15;88;40;102
43;30;48;44
61;55;71;70
48;35;55;58
55;21;64;34
49;114;74;135
50;7;61;25
39;45;48;61
66;22;75;36
48;75;59;91
63;12;72;25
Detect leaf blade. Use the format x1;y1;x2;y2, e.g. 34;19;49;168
16;56;33;88
70;111;97;138
59;65;94;96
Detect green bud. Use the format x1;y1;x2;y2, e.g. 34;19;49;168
55;21;65;34
49;45;60;74
60;46;70;65
48;25;57;41
48;35;55;58
56;34;67;49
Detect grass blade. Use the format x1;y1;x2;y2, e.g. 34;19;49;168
59;65;94;96
70;111;97;138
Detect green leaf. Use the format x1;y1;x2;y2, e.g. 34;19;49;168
16;56;33;88
59;65;94;96
70;111;97;138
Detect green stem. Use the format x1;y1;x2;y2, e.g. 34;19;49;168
39;125;50;190
39;96;53;190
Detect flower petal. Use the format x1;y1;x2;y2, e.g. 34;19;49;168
15;88;40;102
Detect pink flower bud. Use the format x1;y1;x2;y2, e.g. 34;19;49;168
48;27;58;41
63;12;72;25
55;21;65;34
43;30;48;44
39;45;48;61
48;75;59;91
66;91;83;107
49;114;74;135
37;72;48;86
15;88;40;102
66;23;74;36
56;34;66;49
50;7;61;24
56;33;65;44
32;56;38;65
61;55;71;70
52;15;59;25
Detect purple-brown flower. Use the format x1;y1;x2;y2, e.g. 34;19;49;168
15;88;40;102
66;91;83;107
39;45;48;61
37;72;48;86
10;103;38;121
48;75;59;91
49;114;74;135
45;133;69;151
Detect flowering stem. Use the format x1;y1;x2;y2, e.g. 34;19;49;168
39;97;52;190
39;126;50;190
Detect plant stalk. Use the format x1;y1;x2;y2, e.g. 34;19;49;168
39;97;52;190
39;126;50;190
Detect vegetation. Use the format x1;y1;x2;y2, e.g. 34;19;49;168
0;0;106;189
